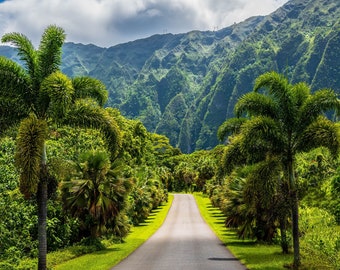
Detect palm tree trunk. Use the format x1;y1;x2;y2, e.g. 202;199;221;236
38;144;48;270
37;178;47;270
288;159;300;269
279;216;289;254
291;190;300;269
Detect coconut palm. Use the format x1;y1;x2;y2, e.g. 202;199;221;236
219;71;340;268
0;25;121;270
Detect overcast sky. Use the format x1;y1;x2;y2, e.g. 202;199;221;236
0;0;288;48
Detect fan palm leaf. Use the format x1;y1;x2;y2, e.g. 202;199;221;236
62;150;131;237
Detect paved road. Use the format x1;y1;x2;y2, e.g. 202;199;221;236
111;194;246;270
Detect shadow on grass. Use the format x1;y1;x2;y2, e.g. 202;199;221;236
95;247;121;255
208;257;240;261
225;240;256;246
211;213;225;217
214;221;225;225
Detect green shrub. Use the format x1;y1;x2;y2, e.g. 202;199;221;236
0;262;16;270
300;207;340;269
16;258;38;270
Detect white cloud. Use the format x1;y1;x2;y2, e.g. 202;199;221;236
0;0;288;47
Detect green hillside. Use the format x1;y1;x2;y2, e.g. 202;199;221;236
1;0;339;153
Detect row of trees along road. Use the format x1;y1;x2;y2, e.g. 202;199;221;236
216;71;340;269
1;25;340;270
0;25;152;270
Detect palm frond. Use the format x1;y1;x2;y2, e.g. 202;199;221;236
291;82;310;108
0;97;28;132
0;56;31;99
240;116;283;157
235;92;278;119
64;99;122;158
253;71;295;127
217;117;247;142
0;57;31;129
254;71;289;97
79;150;110;180
37;25;65;79
15;114;47;198
72;77;108;107
299;89;340;128
297;117;340;157
1;32;37;79
220;135;246;174
245;157;280;208
39;71;74;119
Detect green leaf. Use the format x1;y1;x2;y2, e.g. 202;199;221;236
1;32;37;80
37;25;66;79
72;77;108;107
39;71;74;119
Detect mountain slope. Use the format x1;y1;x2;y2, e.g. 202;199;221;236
1;0;339;153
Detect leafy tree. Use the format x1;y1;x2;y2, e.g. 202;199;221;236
218;71;340;268
0;25;121;270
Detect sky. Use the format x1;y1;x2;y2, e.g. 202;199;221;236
0;0;289;48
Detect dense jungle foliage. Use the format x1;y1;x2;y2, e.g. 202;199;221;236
1;74;340;269
0;114;178;269
0;0;340;269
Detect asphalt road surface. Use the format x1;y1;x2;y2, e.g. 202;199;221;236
111;194;246;270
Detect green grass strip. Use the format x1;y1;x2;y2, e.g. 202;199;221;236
54;194;174;270
194;192;293;270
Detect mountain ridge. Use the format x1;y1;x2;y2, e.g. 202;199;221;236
1;0;339;152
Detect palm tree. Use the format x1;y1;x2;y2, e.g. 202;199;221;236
218;158;290;251
0;25;121;270
219;71;340;269
61;150;132;238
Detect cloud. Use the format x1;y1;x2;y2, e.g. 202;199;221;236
0;0;288;47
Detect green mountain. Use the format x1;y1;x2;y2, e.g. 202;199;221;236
1;0;339;153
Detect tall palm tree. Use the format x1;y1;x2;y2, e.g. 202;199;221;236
0;25;121;270
219;71;340;269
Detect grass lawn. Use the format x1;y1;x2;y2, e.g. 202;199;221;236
54;194;174;270
194;192;293;270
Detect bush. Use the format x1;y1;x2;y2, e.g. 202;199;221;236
0;262;15;270
128;187;153;225
16;258;38;270
300;207;340;269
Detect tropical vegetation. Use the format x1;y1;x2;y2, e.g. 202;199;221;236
1;17;340;270
212;71;340;269
0;26;172;270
